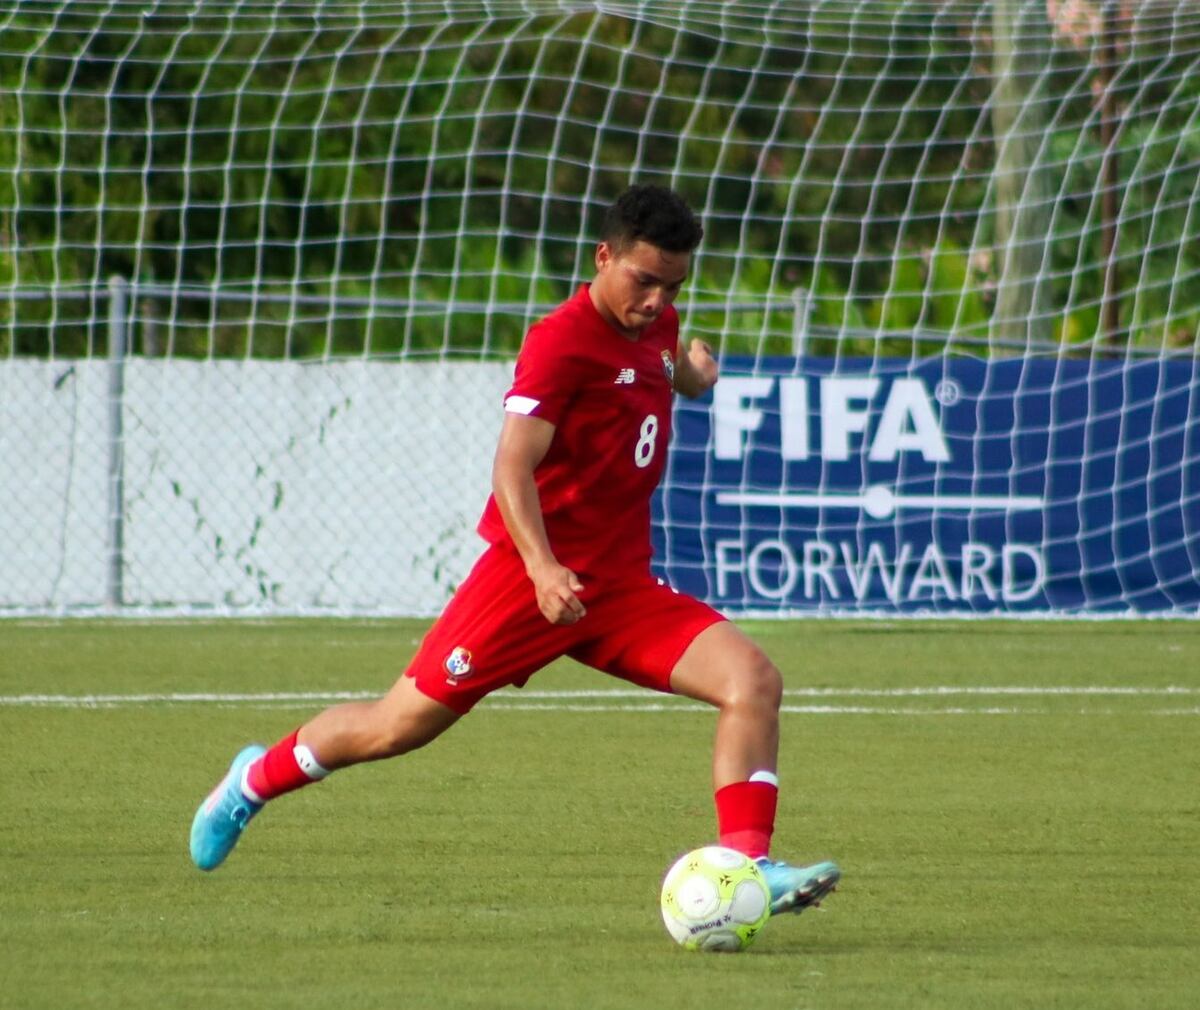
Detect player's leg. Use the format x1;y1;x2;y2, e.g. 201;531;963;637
190;543;578;871
572;580;839;915
668;621;840;915
295;674;461;770
572;589;783;849
668;620;781;792
190;675;460;871
243;673;461;802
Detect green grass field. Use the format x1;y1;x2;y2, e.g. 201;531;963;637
2;619;1197;1010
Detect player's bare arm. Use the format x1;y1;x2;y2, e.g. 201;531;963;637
490;411;587;626
673;337;718;399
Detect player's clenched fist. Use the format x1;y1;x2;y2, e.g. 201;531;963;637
687;338;718;387
529;560;587;625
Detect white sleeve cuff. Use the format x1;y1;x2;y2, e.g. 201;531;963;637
504;395;540;415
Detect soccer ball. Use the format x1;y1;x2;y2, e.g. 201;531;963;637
659;845;770;952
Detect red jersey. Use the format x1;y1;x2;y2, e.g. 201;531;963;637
477;284;679;578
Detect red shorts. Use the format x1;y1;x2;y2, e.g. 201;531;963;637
404;544;726;713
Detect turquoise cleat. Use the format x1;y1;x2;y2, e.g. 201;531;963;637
190;745;266;871
755;858;841;915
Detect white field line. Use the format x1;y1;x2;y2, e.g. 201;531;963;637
510;686;1200;698
1;685;1198;716
489;703;1070;716
0;691;380;706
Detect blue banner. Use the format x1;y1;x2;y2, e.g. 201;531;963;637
654;355;1200;614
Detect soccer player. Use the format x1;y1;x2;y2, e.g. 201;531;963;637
190;184;840;916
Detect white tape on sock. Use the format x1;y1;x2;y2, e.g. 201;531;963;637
748;769;779;787
293;744;330;780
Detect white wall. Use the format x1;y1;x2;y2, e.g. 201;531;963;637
0;359;512;614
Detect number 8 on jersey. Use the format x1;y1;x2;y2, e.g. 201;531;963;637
635;414;659;469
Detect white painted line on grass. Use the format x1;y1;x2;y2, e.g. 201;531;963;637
516;686;1200;698
484;702;1044;715
0;690;378;706
1;685;1197;716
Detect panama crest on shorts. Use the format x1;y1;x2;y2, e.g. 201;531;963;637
444;646;473;684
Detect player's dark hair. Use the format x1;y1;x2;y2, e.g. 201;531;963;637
601;185;703;255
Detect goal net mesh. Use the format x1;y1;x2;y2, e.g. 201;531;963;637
2;1;1197;614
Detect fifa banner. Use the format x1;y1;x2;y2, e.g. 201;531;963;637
657;355;1200;615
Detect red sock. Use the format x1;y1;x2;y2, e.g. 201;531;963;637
243;729;329;802
714;779;778;859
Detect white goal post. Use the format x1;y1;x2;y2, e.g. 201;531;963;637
1;1;1198;616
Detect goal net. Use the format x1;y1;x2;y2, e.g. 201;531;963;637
2;1;1198;615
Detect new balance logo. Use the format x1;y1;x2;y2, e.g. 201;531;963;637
614;368;636;385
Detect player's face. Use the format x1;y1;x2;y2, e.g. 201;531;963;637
592;240;691;337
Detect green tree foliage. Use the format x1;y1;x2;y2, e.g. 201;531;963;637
1;2;1196;358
